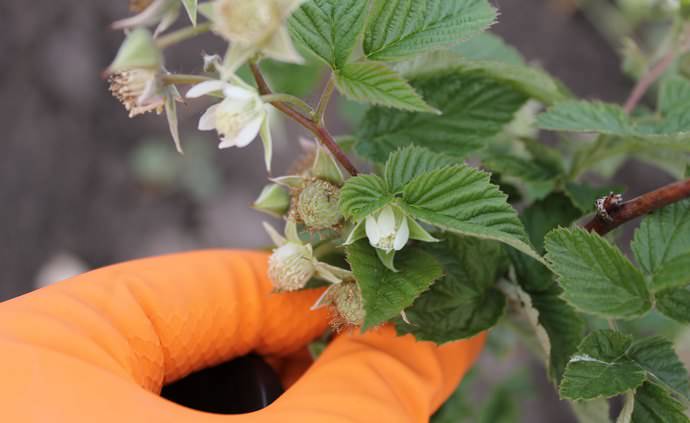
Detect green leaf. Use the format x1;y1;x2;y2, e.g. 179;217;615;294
363;0;497;61
656;286;690;324
651;253;690;292
628;336;690;400
451;32;524;65
339;174;392;221
570;399;612;423
356;70;526;163
537;100;690;148
334;62;437;113
180;0;198;25
288;0;368;69
346;240;443;330
384;145;456;192
544;227;652;319
521;193;582;253
631;200;690;276
397;234;506;343
632;382;690;423
400;165;543;263
531;285;586;383
559;330;647;401
658;77;690;116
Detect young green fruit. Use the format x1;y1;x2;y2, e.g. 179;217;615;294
333;282;365;327
267;242;315;292
296;178;342;230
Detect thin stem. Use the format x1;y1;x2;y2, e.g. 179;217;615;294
623;25;690;114
583;178;690;235
260;94;314;116
162;74;212;86
314;76;336;123
249;62;359;176
156;22;212;49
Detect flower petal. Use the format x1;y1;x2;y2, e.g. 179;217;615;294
234;113;264;148
186;80;227;98
365;215;380;245
223;85;257;100
377;206;396;236
393;216;409;251
197;104;219;131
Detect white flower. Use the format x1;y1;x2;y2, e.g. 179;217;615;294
212;0;306;72
365;205;410;253
264;221;352;292
187;79;273;170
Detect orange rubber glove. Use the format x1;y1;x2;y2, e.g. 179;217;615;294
0;250;485;422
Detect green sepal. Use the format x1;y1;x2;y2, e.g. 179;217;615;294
253;184;290;218
108;28;162;73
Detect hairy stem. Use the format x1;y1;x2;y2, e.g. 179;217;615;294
584;178;690;235
314;76;336;124
623;25;690;114
156;22;212;49
249;62;359;176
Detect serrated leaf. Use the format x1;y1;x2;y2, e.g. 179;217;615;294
363;0;497;61
632;382;690;423
537;100;690;148
346;240;443;330
628;336;690;400
339;174;392;220
384;145;456;192
452;32;524;65
544;227;652;319
334;62;437;112
658;77;690;116
397;234;506;343
521;193;582;254
289;0;368;69
400;165;543;263
656;286;690;324
631;200;690;278
395;51;569;105
651;253;690;292
356;69;527;163
180;0;197;25
560;330;647;401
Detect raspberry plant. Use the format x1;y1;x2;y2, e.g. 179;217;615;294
107;0;690;420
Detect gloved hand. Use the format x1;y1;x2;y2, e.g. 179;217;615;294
0;250;485;422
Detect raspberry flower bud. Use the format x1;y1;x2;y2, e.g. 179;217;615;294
297;179;342;230
211;0;305;73
264;221;351;292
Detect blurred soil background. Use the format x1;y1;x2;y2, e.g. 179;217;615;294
0;0;681;421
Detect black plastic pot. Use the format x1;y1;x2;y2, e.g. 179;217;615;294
161;355;284;414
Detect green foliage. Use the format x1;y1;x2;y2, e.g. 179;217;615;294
627;336;690;399
451;32;524;64
180;0;198;25
289;0;368;70
383;146;456;192
401;165;542;262
656;287;690;324
346;240;443;330
632;382;690;423
564;181;624;213
356;70;527;163
545;228;652;319
397;234;506;343
339;174;392;221
334;62;437;112
560;330;648;400
537;88;690;148
631;200;690;277
363;0;497;61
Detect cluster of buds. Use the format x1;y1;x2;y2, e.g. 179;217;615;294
254;144;345;232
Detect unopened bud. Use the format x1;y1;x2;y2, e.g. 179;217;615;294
333;282;365;327
297;179;342;230
268;243;315;292
108;28;162;73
